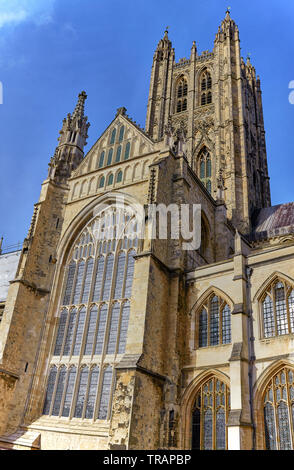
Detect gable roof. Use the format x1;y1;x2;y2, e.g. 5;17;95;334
71;108;154;178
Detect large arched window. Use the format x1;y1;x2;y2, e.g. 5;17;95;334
198;147;212;194
264;367;294;450
176;77;188;113
261;279;294;338
200;70;212;106
42;204;138;421
191;377;230;450
198;294;231;348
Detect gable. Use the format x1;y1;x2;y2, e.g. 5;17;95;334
72;112;154;178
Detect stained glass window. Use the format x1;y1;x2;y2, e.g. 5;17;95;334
261;280;294;338
192;377;230;450
198;294;231;348
43;204;138;421
264;367;294;450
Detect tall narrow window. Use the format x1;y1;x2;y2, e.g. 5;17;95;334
197;294;231;348
118;125;124;142
191;377;230;450
116;171;123;184
110;128;116;144
176;77;188;113
107;149;113;166
264;367;294;450
107;174;114;186
124;142;130;160
62;366;77;417
115;145;122;163
198;147;212;193
261;279;294;338
200;70;212;106
98;151;105;168
43;204;138;420
98;366;113;419
99;176;105;189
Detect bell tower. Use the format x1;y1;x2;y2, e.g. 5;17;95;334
145;11;271;234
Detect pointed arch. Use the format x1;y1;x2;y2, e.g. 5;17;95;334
253;360;294;450
253;271;294;303
191;286;234;317
196;146;212;193
180;369;230;449
254;273;294;339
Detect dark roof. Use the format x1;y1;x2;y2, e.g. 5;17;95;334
250;202;294;241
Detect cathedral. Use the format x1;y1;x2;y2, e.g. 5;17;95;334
0;10;294;451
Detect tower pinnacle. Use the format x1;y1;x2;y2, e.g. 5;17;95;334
48;91;90;184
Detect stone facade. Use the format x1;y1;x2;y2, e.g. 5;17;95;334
0;10;293;450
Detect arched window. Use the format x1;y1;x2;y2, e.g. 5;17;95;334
98;151;105;168
98;176;105;189
110;128;116;144
107;174;114;186
200;70;212;106
118;125;124;142
176;77;188;113
106;148;113;166
198;294;231;347
264;367;294;450
115;145;122;163
116;171;123;183
124;142;130;160
43;205;139;421
192;377;230;450
261;279;294;338
198;147;212;193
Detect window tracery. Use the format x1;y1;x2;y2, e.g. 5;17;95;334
198;294;231;348
261;279;294;338
176;77;188;113
192;377;230;450
264;367;294;450
43;205;138;421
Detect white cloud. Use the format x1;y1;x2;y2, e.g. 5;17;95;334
0;0;56;29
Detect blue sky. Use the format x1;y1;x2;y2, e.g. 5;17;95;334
0;0;294;249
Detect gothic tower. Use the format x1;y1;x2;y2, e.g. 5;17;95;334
145;10;271;232
0;10;293;452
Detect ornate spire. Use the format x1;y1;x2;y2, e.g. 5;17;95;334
72;90;87;121
48;91;90;184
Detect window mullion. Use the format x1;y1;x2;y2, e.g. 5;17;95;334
273;378;280;448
